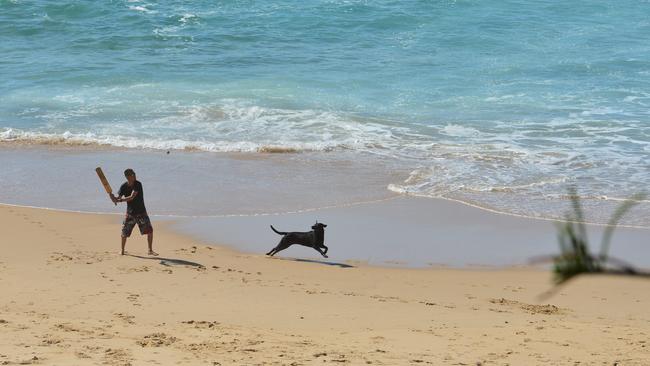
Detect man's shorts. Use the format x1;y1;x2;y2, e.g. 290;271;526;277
121;214;153;237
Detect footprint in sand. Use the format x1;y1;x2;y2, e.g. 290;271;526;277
136;332;178;347
419;300;455;309
176;245;198;254
488;298;565;315
118;266;150;274
48;252;74;263
75;351;91;359
181;320;220;329
5;356;41;365
92;328;115;339
40;335;64;346
48;251;113;265
114;313;135;325
53;323;84;334
29;220;45;229
103;348;132;366
126;293;141;307
370;294;404;303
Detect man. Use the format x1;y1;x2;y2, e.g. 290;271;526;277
110;169;157;256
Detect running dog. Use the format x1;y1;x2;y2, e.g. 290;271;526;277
266;222;328;258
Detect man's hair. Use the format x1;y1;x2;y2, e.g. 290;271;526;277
124;168;136;177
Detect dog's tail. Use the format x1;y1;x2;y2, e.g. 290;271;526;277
270;225;287;235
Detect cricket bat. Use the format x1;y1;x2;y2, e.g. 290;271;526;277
95;167;116;205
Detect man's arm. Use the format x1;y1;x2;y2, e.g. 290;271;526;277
111;185;136;204
120;181;142;203
110;192;121;204
118;190;139;203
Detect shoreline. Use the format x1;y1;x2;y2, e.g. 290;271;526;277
4;192;650;230
2;143;648;228
0;143;648;269
1;203;649;364
2;191;650;270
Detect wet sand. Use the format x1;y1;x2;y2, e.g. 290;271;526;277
176;195;650;268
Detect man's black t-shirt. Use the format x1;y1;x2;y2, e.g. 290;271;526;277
118;180;147;216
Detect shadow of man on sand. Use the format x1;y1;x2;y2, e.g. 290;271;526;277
128;254;353;269
127;254;205;269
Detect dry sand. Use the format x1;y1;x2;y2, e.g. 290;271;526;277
1;204;649;365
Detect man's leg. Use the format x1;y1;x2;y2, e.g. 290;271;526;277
138;215;157;256
121;215;135;255
147;232;157;256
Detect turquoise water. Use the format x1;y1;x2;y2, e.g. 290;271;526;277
1;0;649;224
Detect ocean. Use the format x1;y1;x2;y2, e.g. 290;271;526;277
1;0;649;226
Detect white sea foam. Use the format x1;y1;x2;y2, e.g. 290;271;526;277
0;128;331;152
128;5;155;13
439;124;481;137
0;101;412;154
179;13;198;23
2;93;649;226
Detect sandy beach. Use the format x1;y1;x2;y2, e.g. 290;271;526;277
4;1;650;364
1;203;649;365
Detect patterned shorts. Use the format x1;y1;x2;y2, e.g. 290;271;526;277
121;214;153;237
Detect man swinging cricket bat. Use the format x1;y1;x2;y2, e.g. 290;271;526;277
96;167;157;256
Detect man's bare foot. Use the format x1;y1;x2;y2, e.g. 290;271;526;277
148;251;158;256
120;251;127;255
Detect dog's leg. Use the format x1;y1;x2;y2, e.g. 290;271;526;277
267;242;281;256
321;245;329;255
314;247;328;258
275;243;291;255
267;237;286;256
267;240;291;257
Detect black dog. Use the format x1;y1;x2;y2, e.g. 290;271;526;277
266;222;328;258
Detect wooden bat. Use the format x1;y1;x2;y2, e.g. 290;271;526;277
95;167;116;205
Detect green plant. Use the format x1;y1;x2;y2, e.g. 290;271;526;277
552;187;646;284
